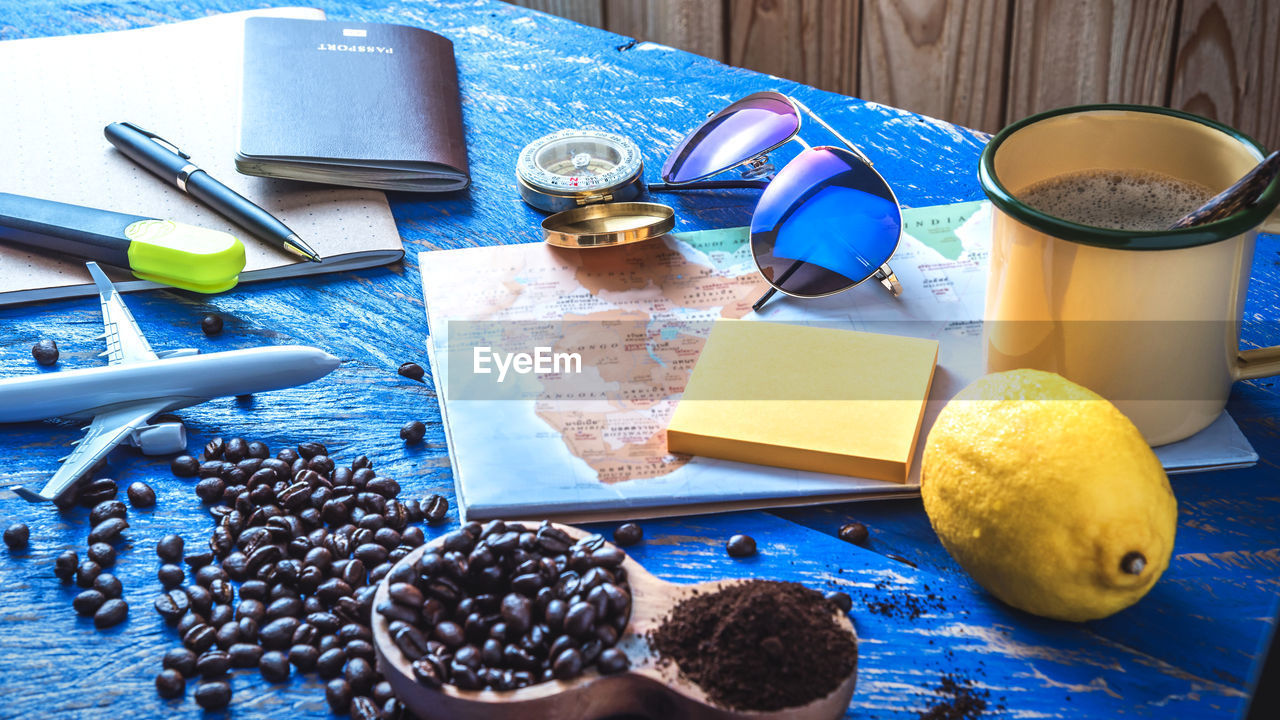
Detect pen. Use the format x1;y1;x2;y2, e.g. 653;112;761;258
104;121;322;263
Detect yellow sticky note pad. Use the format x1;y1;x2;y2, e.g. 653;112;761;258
667;321;939;483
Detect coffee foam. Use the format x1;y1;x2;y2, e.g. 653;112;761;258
1017;169;1213;232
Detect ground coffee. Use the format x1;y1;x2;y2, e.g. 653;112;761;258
650;579;857;711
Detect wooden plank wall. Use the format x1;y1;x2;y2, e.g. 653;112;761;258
504;0;1280;152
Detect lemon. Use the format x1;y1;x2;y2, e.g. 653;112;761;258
921;369;1176;622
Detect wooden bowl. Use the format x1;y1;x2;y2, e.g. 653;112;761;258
372;523;858;720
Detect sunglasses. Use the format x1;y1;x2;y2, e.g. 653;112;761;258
650;91;902;311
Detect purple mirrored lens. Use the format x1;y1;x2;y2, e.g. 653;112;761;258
661;93;799;184
751;147;900;297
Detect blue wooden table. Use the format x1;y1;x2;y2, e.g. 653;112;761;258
1;2;1278;718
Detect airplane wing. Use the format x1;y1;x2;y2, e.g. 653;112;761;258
87;261;157;365
10;399;172;503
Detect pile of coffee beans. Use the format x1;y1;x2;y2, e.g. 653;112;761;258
48;478;134;629
385;521;633;691
149;437;432;716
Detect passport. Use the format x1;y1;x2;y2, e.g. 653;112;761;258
237;17;469;192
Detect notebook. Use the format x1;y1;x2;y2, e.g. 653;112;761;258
666;321;939;483
237;17;469;192
0;8;404;306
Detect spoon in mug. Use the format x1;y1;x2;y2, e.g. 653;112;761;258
1170;151;1280;229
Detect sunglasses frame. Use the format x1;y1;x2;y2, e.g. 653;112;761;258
652;91;902;310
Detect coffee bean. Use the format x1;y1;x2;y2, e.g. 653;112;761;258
825;590;853;613
209;603;234;627
75;560;102;588
838;521;869;546
154;589;190;628
372;680;395;705
345;656;376;694
89;500;128;526
316;647;346;678
126;481;156;508
196;650;232;677
168;455;198;478
200;314;223;336
260;617;301;650
195;477;225;503
288;644;320;670
397;361;425;381
399;421;426;444
552;647;583;680
597;647;629;675
326;678;353;713
612;523;643;547
163;647;198;677
259;650;291;682
194;680;231;710
3;522;29;550
92;573;122;598
350;696;380;720
228;642;263;668
183;623;216;653
55;550;78;582
86;542;115;568
412;655;446;688
214;621;241;649
157;534;184;563
31;338;59;365
73;589;106;616
346;638;376;662
726;534;757;558
158;564;186;589
77;478;118;507
94;598;128;628
185;549;215;569
154;668;185;699
185;584;213;615
88;517;128;544
564;601;596;639
176;612;206;636
266;596;303;620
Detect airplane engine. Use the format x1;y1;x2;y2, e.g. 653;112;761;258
133;422;187;455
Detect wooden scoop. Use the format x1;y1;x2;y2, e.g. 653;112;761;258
372;523;859;720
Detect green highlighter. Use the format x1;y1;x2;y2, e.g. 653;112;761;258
0;191;246;293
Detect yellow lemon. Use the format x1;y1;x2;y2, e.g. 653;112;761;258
921;369;1176;622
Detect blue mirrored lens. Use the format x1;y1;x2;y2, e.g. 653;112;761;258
750;147;900;297
661;93;799;184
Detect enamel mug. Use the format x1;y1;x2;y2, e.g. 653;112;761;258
979;105;1280;446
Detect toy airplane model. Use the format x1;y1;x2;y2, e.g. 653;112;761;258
2;262;340;503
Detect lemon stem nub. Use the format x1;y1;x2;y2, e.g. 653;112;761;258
1121;552;1146;575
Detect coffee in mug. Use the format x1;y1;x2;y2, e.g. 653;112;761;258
978;105;1280;446
1018;169;1212;231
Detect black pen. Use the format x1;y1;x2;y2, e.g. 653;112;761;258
104;121;322;263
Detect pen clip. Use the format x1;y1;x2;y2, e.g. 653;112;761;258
119;121;190;160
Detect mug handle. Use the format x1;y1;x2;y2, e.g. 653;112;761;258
1238;347;1280;380
1236;207;1280;378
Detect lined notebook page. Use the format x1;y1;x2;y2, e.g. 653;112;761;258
0;7;403;305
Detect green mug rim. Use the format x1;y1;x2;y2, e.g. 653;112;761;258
978;103;1279;250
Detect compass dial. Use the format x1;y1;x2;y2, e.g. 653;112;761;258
516;129;644;199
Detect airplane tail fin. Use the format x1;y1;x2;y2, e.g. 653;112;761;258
10;485;50;503
86;262;116;300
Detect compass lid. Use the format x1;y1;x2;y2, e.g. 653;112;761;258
541;202;676;248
